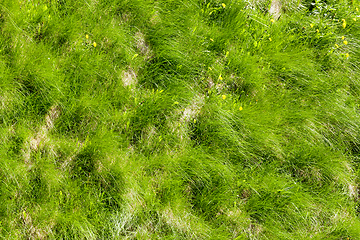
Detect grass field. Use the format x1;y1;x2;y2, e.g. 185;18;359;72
1;0;360;239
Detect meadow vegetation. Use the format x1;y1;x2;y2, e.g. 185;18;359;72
1;0;360;239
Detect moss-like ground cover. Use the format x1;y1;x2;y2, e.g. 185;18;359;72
1;0;360;239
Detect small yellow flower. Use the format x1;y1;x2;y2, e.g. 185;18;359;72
316;29;319;33
93;42;97;47
193;119;196;123
354;18;357;21
239;106;243;111
335;44;339;48
86;34;89;39
269;37;272;41
342;19;346;28
210;38;214;42
270;19;275;23
219;75;223;81
222;3;226;8
346;53;350;58
132;53;139;59
222;95;226;100
208;67;212;71
342;36;345;40
310;24;314;28
343;40;348;45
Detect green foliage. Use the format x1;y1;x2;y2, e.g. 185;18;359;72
1;0;360;239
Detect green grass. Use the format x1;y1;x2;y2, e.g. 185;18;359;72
1;0;360;239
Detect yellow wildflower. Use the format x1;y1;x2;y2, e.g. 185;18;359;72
210;38;214;42
222;95;226;100
343;40;348;45
219;75;223;81
316;29;319;33
342;19;346;28
239;106;243;111
193;119;196;123
132;53;139;59
269;37;272;41
86;34;89;39
310;24;314;28
342;36;345;40
222;3;226;8
335;44;339;48
346;53;350;58
93;42;97;47
270;19;274;23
